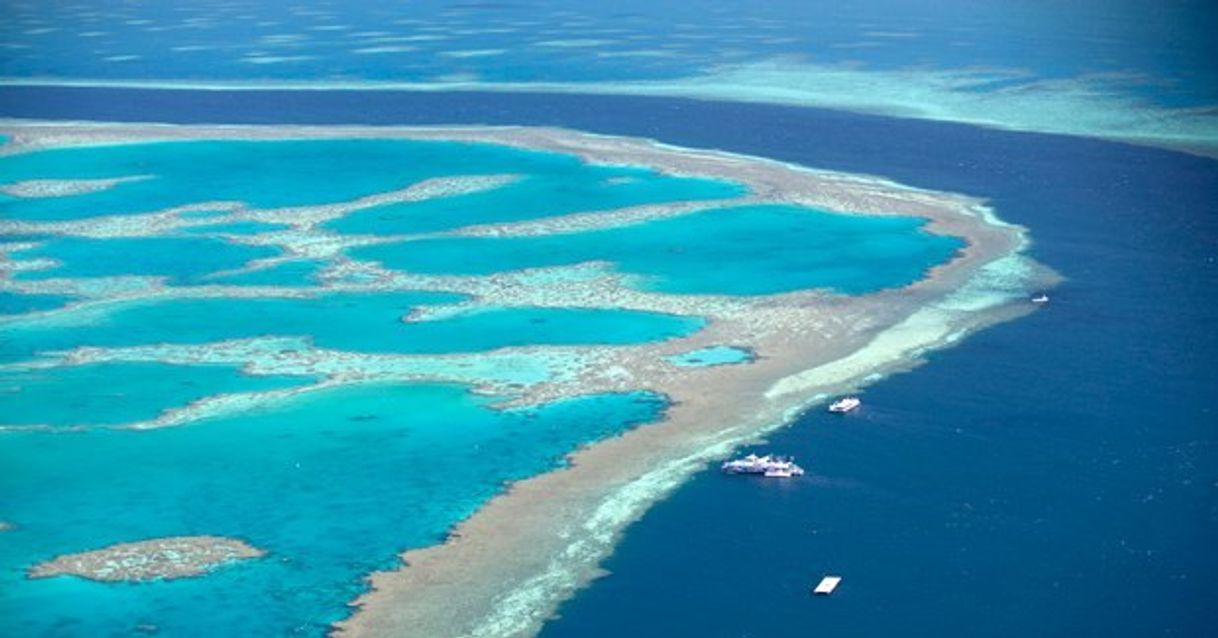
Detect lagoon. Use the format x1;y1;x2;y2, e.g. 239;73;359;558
354;204;963;295
13;236;279;284
0;361;317;428
0;138;741;223
0;291;704;364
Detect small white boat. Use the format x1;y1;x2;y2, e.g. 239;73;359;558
813;575;842;595
1031;294;1050;304
828;397;860;413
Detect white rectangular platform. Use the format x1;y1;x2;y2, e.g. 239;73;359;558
813;576;842;595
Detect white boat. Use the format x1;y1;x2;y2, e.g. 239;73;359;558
722;454;805;478
813;575;842;595
721;453;769;474
764;465;804;478
828;397;860;413
1031;294;1050;304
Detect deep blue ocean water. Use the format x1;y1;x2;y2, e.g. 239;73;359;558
2;1;1214;108
0;88;1214;635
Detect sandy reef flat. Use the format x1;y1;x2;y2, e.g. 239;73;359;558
28;535;265;582
0;122;1055;636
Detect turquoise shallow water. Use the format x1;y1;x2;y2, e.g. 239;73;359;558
324;169;744;236
182;221;292;235
0;362;318;428
176;209;229;220
13;236;280;284
204;259;327;287
666;345;755;367
0;383;667;636
0;291;77;315
353;204;963;295
0;138;740;222
0;292;704;364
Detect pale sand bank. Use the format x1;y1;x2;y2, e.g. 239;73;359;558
28;535;265;582
0;123;1055;636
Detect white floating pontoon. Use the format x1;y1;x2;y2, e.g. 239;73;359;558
813;575;842;596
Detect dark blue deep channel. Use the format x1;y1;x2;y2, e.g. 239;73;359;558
2;87;1215;636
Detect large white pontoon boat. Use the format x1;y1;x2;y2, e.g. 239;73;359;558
721;454;805;478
